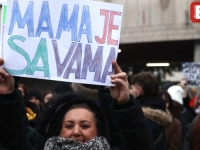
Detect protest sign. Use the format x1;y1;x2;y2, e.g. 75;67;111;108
182;62;200;85
2;0;123;86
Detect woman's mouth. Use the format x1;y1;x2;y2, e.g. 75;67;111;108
73;138;84;143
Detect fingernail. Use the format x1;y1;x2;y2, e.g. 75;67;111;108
111;79;115;82
5;73;9;76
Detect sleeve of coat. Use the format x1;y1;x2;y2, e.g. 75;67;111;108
0;89;45;150
181;131;191;150
112;95;154;150
98;87;123;149
168;119;182;150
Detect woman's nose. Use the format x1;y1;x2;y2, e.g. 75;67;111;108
72;126;81;137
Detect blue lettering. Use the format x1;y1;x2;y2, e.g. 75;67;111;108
56;5;79;41
8;1;34;37
77;6;92;43
35;1;53;38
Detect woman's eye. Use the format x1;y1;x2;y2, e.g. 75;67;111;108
65;125;73;128
81;125;89;129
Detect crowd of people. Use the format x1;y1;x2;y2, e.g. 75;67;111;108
0;57;199;150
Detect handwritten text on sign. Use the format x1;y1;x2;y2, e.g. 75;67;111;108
3;0;123;86
182;62;200;85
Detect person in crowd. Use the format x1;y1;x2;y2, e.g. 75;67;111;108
42;91;54;105
129;72;172;150
194;94;200;114
182;114;200;150
177;78;188;99
167;85;194;139
27;89;43;110
43;93;112;149
178;78;197;118
25;99;41;131
161;79;196;118
26;89;43;131
158;89;182;150
18;83;27;100
0;59;154;150
189;88;197;109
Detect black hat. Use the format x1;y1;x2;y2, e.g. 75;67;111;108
27;89;42;103
160;82;175;91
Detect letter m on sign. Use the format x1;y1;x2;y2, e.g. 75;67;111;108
8;1;34;36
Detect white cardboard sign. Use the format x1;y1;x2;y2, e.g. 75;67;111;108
2;0;123;86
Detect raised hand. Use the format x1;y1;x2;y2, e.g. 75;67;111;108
0;58;14;94
109;60;129;104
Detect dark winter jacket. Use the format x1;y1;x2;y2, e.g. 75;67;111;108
112;96;154;150
98;87;124;149
0;90;45;150
178;107;194;138
165;118;182;150
24;100;43;131
99;87;154;150
181;115;198;150
137;95;172;150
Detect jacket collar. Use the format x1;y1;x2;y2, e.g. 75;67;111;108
142;107;173;127
137;95;166;111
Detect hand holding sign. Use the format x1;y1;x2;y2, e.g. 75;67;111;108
0;58;14;95
109;60;129;104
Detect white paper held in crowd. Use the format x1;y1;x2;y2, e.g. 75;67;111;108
2;0;123;86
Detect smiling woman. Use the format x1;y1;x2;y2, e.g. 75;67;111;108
43;94;111;149
60;104;98;142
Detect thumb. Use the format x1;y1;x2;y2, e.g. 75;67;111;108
0;58;4;66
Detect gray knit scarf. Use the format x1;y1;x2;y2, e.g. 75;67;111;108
44;136;110;150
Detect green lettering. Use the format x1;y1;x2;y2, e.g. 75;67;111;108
27;38;50;77
5;35;31;75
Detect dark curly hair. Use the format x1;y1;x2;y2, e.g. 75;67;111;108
130;72;159;96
